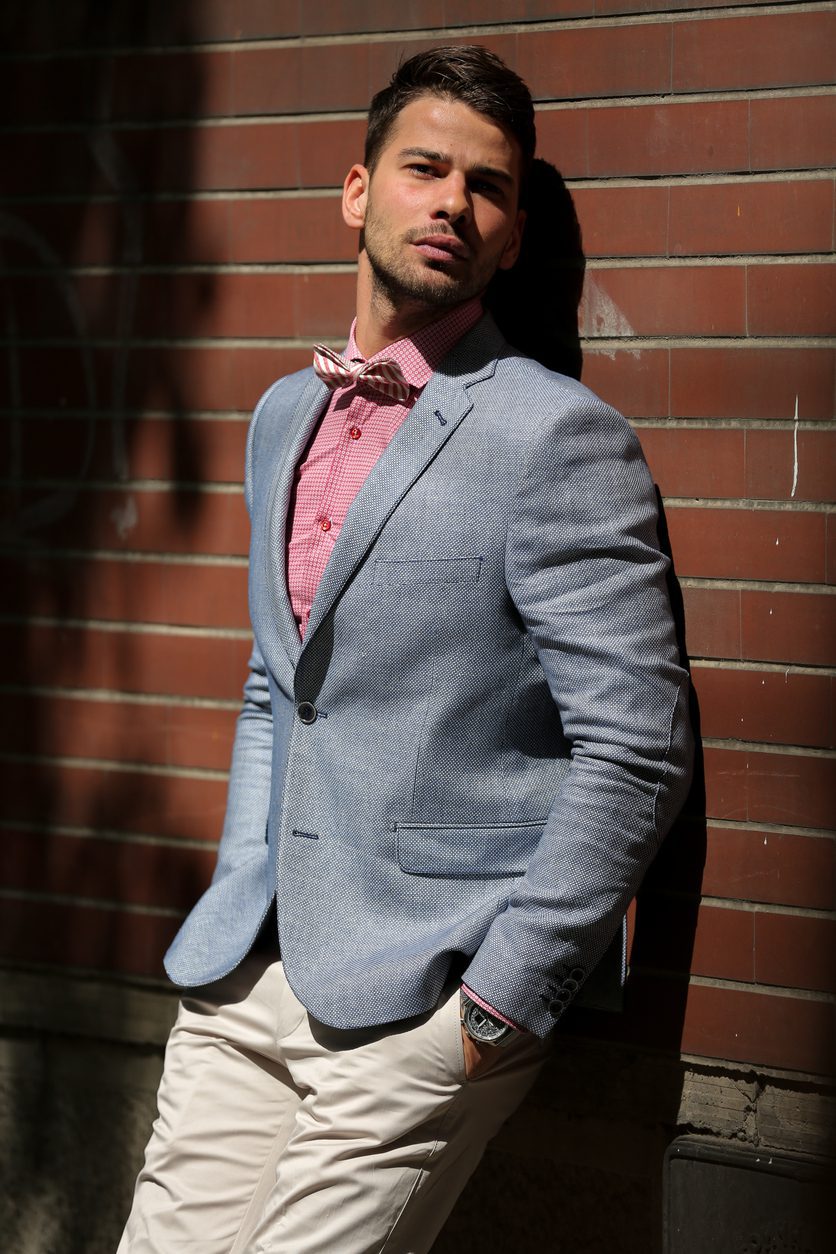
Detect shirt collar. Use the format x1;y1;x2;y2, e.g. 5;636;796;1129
343;298;483;391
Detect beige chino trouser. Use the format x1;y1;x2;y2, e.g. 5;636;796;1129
118;951;550;1254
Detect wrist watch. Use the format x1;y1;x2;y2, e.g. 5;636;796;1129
460;990;519;1047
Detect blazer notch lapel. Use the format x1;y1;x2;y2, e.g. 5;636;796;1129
255;372;330;674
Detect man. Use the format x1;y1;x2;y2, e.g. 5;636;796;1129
119;45;692;1253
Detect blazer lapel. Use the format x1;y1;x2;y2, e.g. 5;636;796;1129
258;372;331;675
301;315;505;652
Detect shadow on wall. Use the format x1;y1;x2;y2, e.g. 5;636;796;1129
440;171;708;1253
436;509;707;1254
1;5;221;1251
486;157;585;381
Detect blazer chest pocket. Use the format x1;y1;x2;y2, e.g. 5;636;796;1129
373;556;482;587
396;820;546;879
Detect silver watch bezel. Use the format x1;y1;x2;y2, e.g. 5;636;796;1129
460;993;518;1046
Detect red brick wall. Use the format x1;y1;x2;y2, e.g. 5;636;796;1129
2;2;834;1077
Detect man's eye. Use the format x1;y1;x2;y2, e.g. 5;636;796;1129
472;180;501;197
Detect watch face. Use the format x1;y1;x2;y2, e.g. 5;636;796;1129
464;1000;510;1044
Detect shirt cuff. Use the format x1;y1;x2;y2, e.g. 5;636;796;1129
460;983;525;1032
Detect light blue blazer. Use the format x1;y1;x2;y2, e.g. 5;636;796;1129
165;313;693;1038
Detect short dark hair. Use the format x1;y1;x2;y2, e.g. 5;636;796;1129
364;45;536;202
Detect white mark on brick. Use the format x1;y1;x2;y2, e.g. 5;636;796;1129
791;394;799;498
582;277;638;357
110;495;138;540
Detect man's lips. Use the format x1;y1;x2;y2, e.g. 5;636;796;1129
410;234;468;262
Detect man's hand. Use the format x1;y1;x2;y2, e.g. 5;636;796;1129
460;1026;499;1080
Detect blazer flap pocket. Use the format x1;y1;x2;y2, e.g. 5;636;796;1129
396;820;545;878
373;557;482;586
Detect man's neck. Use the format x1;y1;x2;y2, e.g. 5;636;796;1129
352;255;467;358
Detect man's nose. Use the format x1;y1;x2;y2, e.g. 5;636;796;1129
431;173;470;225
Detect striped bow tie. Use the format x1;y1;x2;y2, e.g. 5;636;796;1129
312;344;411;403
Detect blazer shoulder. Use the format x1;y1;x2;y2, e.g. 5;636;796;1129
244;366;316;513
492;342;601;407
252;366;316;431
248;366;316;454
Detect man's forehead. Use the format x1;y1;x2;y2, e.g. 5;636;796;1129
381;92;521;173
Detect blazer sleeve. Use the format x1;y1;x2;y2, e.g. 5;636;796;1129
209;390;279;882
210;639;273;883
461;381;693;1037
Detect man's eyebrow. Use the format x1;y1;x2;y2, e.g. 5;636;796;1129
398;147;449;164
397;147;514;185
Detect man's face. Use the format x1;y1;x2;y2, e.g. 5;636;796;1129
343;93;525;312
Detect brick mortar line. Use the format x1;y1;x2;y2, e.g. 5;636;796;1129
2;83;834;135
4;412;831;432
4;263;362;277
680;575;835;592
4;659;835;700
4;334;834;350
3;737;833;774
0;545;248;567
2;886;833;924
5;479;831;511
6;571;836;604
0;960;172;997
700;736;836;758
691;658;836;676
569;169;836;189
0;613;251;639
0;410;252;422
0;750;229;780
648;970;836;1003
5;254;833;277
11;662;836;694
657;891;836;920
702;817;836;839
0;476;243;493
664;497;835;512
4;815;834;850
675;1050;835;1086
0;1;827;60
584;335;836;348
4;169;834;206
0;818;217;849
0;683;239;709
630;417;836;430
0;887;185;918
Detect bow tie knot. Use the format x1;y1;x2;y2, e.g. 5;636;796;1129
313;344;411;403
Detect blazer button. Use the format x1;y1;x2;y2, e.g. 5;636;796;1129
297;701;317;724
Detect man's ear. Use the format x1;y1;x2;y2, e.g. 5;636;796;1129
342;164;369;231
498;209;526;271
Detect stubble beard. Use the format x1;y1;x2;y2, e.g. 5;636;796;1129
362;214;492;315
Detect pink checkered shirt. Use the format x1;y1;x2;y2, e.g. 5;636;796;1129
286;298;483;638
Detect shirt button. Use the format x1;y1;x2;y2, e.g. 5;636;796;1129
349;426;362;440
320;518;332;532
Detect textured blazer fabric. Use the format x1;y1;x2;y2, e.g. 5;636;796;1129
165;314;694;1039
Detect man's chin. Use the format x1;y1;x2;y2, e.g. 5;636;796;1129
374;275;468;310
